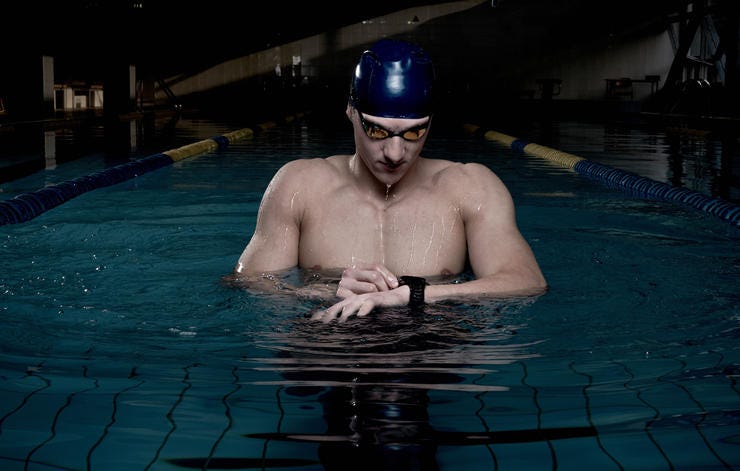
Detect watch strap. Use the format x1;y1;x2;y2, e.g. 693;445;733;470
398;276;428;308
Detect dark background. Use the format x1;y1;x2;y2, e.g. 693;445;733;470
8;0;454;80
5;0;703;81
2;0;738;124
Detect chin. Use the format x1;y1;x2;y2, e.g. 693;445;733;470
375;167;406;184
378;175;402;187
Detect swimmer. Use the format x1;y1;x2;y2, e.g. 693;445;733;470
234;39;547;322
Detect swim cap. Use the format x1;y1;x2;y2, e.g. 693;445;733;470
349;39;435;119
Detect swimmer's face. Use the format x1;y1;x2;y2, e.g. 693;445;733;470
350;106;431;186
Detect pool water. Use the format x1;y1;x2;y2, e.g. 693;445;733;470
1;114;738;470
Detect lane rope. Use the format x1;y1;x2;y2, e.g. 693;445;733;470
464;124;740;228
0;113;305;226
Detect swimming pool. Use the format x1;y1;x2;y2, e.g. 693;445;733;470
1;114;738;470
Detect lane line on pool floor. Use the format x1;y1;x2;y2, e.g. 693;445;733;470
463;123;740;228
0;112;307;226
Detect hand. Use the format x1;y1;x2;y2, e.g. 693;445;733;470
311;286;409;323
335;263;399;299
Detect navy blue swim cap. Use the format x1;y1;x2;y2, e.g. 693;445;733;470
349;39;435;119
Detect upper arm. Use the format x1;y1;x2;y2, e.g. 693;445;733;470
458;163;545;286
235;161;306;275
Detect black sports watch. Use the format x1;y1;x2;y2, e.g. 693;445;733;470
398;276;428;308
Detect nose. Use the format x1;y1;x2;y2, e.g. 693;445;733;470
382;137;406;164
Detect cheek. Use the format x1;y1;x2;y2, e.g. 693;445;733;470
356;135;381;156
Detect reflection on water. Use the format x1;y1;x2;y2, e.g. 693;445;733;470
517;119;739;204
0;276;555;470
43;130;56;169
0;111;183;185
233;302;545;470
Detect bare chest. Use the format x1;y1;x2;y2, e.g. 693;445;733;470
298;192;467;276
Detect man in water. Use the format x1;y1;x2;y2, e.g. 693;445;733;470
234;39;547;322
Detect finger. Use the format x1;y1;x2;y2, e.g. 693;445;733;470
353;263;397;290
338;304;358;323
353;269;391;292
337;280;378;298
321;296;353;323
356;301;375;318
340;264;398;294
371;264;399;289
311;307;338;323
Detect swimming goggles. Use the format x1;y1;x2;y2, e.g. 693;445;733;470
359;113;431;141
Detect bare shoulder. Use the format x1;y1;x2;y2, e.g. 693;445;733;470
425;159;516;225
271;155;348;190
430;160;509;197
278;155;345;178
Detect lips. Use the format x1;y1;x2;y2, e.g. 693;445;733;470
380;160;404;171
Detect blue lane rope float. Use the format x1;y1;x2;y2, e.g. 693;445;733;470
463;124;740;227
0;126;258;226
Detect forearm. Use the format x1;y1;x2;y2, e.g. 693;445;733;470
424;269;547;304
223;272;338;301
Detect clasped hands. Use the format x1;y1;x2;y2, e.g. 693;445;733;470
310;263;410;323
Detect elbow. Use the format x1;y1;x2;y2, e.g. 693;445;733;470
532;279;549;296
519;266;548;297
530;271;548;296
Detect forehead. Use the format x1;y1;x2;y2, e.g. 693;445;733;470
361;112;430;128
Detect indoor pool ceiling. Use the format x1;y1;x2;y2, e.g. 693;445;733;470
9;0;701;79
